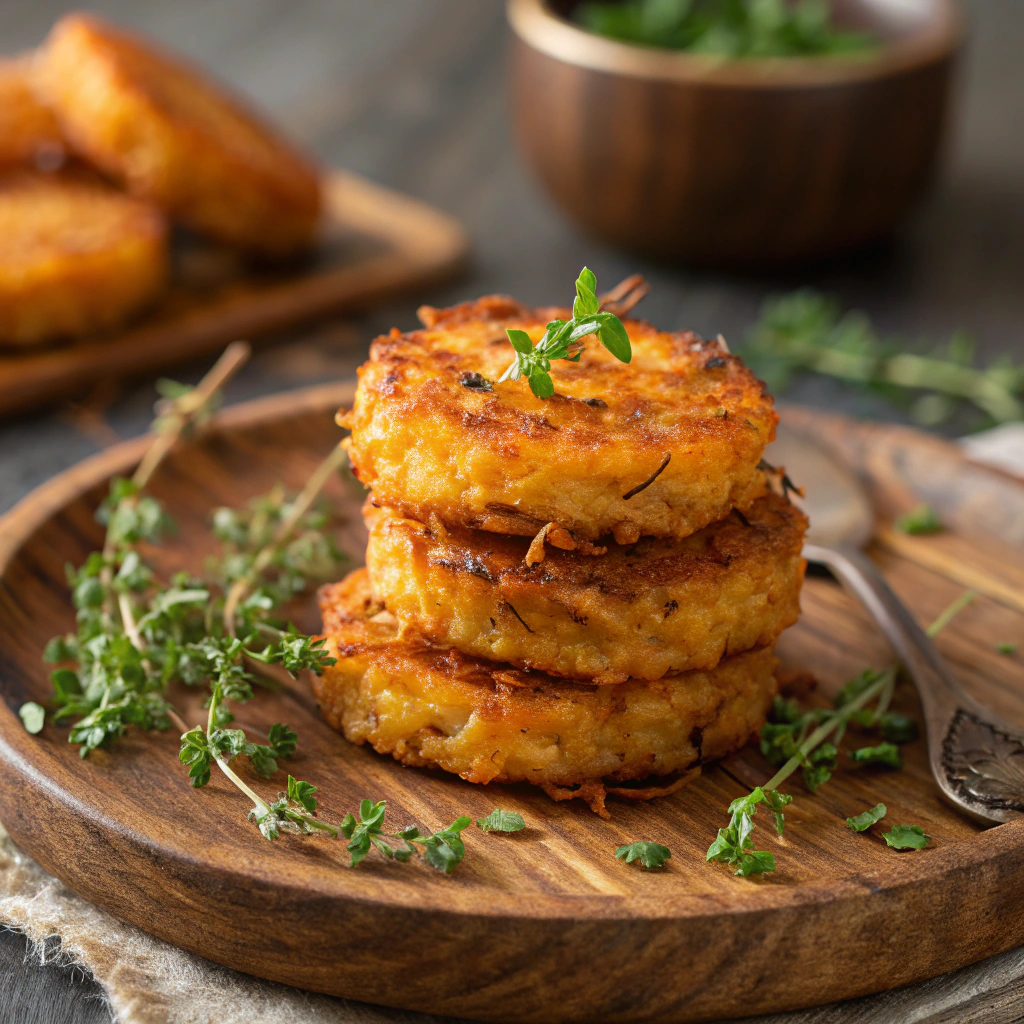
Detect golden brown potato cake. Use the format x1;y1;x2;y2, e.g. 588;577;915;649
365;491;806;684
0;56;64;168
0;172;168;346
315;569;779;816
39;13;321;257
343;296;777;544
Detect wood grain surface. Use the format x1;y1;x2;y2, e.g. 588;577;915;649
0;172;467;420
0;383;1022;1024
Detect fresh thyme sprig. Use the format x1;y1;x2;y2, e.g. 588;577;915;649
740;290;1024;426
498;267;631;398
708;590;976;877
22;346;353;843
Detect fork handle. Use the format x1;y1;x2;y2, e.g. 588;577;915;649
804;543;1024;825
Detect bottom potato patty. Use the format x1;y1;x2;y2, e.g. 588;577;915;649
365;491;806;684
0;172;167;345
315;569;779;815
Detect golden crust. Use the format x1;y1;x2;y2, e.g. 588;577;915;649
39;14;321;256
0;172;168;346
365;491;806;684
0;56;64;168
314;569;779;812
343;296;777;542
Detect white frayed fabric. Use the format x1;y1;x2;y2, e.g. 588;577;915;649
0;822;447;1024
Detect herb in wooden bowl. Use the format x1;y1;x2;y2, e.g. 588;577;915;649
575;0;877;58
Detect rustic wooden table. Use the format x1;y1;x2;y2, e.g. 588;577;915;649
0;1;1021;1021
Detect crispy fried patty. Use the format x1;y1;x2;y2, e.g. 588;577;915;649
365;491;806;684
0;57;64;167
39;14;321;257
315;570;779;813
0;172;167;345
342;296;777;543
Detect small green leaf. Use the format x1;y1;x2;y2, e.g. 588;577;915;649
268;722;298;757
883;824;930;850
734;849;775;877
996;643;1018;656
528;371;555;399
615;841;671;870
895;504;942;535
850;742;902;769
595;313;632;363
506;328;534;355
573;266;600;318
19;702;45;735
846;803;887;832
879;711;918;743
286;776;318;814
476;809;526;833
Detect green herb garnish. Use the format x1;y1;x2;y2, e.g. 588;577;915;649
19;702;45;735
476;809;527;833
850;742;902;769
846;803;887;832
339;800;473;874
706;787;789;876
575;0;877;59
616;840;672;870
882;824;930;850
707;590;973;877
895;504;942;536
499;267;631;398
740;290;1024;426
997;643;1018;656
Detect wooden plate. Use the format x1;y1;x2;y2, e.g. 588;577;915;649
0;173;467;419
0;385;1023;1024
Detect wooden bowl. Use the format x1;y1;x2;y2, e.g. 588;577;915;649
508;0;963;267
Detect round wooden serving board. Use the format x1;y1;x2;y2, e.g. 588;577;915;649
1;384;1023;1024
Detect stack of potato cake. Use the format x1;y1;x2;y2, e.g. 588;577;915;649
316;292;807;816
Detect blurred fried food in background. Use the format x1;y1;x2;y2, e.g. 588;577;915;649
39;14;321;258
0;57;65;169
0;172;168;346
0;12;321;348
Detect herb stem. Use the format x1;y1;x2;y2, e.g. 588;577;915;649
99;342;251;620
764;670;893;792
222;444;347;636
926;590;977;639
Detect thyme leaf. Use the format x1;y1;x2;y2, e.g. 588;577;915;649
476;809;526;833
846;803;887;832
882;824;930;850
497;268;631;399
616;841;672;870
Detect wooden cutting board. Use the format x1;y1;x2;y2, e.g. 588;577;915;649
0;385;1022;1024
0;173;467;419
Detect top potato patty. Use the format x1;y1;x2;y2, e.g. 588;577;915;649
39;14;321;257
343;296;777;543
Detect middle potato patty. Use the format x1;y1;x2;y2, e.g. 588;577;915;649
365;490;807;684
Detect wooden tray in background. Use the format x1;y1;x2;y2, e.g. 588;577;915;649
0;388;1023;1024
0;173;468;419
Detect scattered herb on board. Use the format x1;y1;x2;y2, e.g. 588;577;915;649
616;841;672;870
846;803;887;833
575;0;876;58
883;824;930;850
895;504;943;535
476;809;527;833
21;345;486;873
997;643;1018;656
498;267;631;398
739;290;1024;427
707;590;974;877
